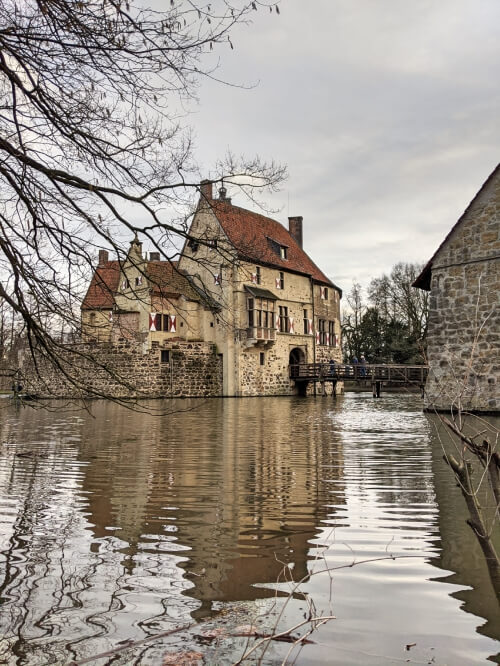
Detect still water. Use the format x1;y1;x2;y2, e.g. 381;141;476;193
0;394;498;665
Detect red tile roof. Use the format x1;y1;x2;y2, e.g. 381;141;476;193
81;260;206;310
81;261;120;310
210;200;337;288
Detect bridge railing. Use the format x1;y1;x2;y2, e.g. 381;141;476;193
290;363;428;384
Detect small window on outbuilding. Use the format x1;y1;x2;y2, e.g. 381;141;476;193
260;352;265;366
280;246;288;260
161;350;170;363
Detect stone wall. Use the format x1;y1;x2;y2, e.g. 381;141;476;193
424;174;500;413
19;340;223;400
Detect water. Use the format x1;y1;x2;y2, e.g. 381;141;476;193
0;394;498;665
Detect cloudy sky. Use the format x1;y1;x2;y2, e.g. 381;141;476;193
188;0;499;294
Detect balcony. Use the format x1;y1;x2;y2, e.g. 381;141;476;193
245;326;276;348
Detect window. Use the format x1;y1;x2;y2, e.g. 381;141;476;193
276;271;284;290
318;318;327;345
320;286;328;300
154;314;173;331
256;266;261;285
207;239;218;249
280;245;288;260
121;278;130;290
329;321;336;346
303;309;309;335
161;350;170;363
248;297;275;330
260;352;265;366
135;276;143;287
279;305;289;333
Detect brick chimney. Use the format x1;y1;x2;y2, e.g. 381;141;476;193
200;179;213;201
288;216;303;248
98;249;109;266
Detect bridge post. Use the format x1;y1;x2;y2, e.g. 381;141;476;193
372;381;381;398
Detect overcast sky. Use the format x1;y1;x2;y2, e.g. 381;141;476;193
188;0;499;294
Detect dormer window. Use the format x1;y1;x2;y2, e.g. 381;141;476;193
267;237;289;260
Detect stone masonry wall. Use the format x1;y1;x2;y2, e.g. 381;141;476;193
19;340;223;400
424;175;500;412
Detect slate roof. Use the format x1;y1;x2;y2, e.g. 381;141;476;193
209;200;339;290
81;260;209;310
413;162;500;291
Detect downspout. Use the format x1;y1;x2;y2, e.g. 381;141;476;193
311;276;316;397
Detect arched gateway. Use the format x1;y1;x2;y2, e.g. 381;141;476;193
289;347;307;396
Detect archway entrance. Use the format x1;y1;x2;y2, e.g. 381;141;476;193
289;347;305;366
289;347;307;396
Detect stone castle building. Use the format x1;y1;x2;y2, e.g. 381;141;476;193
80;181;342;397
414;163;500;413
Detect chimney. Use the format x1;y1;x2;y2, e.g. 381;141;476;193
98;249;109;266
200;179;213;201
149;252;160;261
288;216;303;248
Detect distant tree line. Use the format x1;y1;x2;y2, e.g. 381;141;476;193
342;262;429;365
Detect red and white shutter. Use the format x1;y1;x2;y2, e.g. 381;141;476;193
121;279;127;290
315;330;320;344
149;313;157;331
288;316;295;334
214;273;221;285
275;276;281;289
326;332;330;346
109;311;113;323
308;318;313;334
335;334;339;347
169;316;177;333
320;286;326;299
251;273;257;284
275;312;280;330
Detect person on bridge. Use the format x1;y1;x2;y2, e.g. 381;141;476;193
360;354;367;377
329;358;336;376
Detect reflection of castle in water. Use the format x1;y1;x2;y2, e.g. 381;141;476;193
426;414;500;645
79;397;344;616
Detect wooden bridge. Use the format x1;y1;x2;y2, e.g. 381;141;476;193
289;363;429;397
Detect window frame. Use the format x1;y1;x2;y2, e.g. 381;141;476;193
318;318;327;346
279;305;289;333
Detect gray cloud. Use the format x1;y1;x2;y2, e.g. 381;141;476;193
192;0;500;293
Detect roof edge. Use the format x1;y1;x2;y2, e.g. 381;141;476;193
413;162;500;291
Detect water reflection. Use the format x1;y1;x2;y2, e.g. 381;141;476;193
427;413;500;643
0;395;497;665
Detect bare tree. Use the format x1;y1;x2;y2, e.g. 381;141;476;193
0;0;285;392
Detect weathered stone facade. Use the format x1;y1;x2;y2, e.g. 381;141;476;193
19;340;222;399
78;182;343;398
415;164;500;412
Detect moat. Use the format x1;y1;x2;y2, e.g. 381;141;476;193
0;394;498;665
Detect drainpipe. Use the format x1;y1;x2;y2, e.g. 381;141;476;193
311;276;316;397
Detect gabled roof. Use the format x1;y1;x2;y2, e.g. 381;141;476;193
414;162;500;291
209;200;339;291
82;259;212;310
82;260;120;309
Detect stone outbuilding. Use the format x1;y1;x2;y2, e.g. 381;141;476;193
81;182;342;397
414;163;500;413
